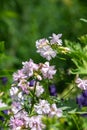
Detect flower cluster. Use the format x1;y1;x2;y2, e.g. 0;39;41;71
36;33;62;60
7;33;87;129
9;57;62;130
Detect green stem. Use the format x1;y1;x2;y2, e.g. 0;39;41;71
61;86;74;99
29;80;37;114
71;115;80;130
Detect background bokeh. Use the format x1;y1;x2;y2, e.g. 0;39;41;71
0;0;87;68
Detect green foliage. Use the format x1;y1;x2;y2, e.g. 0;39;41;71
64;35;87;75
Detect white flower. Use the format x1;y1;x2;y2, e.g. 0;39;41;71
35;82;44;97
18;92;24;103
49;104;62;117
34;99;50;114
76;78;87;90
41;62;56;79
49;33;62;45
10;87;19;97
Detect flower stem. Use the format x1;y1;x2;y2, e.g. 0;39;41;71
61;86;74;99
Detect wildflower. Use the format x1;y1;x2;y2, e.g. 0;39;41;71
10;110;30;129
11;102;22;114
49;84;57;96
76;78;87;90
10;87;19;97
10;117;25;130
36;38;57;60
76;90;87;107
18;79;29;94
34;99;50;114
28;115;45;130
49;33;62;45
36;38;49;49
35;82;44;97
13;70;27;82
22;59;39;78
41;62;56;79
1;77;8;85
82;90;87;97
41;45;56;61
29;80;36;87
49;103;62;117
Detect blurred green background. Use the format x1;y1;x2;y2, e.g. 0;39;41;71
0;0;87;69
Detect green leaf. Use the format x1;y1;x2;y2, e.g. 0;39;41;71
0;106;11;111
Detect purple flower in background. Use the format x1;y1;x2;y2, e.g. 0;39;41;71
82;90;87;97
80;113;87;117
0;110;8;121
49;84;57;96
29;80;35;87
76;94;85;107
76;90;87;107
1;77;8;85
0;100;8;121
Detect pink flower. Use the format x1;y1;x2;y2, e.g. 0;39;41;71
11;102;22;114
22;59;39;77
13;70;27;82
36;38;57;60
40;45;57;61
41;62;56;79
28;116;45;130
34;99;50;114
49;33;62;45
10;117;25;130
36;38;49;49
49;103;62;117
18;79;29;94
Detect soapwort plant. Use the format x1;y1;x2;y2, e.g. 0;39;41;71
1;33;87;130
